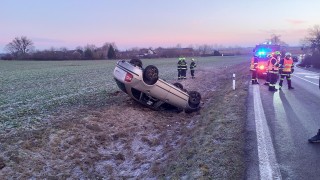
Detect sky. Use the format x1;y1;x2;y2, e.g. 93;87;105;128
1;0;320;53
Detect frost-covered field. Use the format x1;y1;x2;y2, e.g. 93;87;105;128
0;56;248;131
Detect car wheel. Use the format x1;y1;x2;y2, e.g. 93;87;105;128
173;82;183;90
143;65;159;85
188;91;201;108
129;58;143;68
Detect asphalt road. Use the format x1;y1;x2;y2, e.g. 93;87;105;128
246;67;320;179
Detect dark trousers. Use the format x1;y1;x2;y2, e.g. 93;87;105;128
265;71;270;84
181;69;187;79
251;70;257;83
178;69;181;79
269;71;278;90
279;72;292;88
191;70;195;78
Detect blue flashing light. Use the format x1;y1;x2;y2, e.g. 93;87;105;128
258;51;266;56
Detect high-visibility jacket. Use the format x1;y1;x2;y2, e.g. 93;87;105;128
250;57;258;70
250;57;254;70
279;58;294;72
267;57;279;72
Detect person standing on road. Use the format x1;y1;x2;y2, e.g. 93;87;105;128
190;58;197;79
177;57;182;80
267;53;279;91
180;57;188;79
264;54;273;86
278;52;295;90
264;51;281;86
250;55;259;84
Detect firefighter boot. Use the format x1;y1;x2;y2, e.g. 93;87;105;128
308;129;320;143
279;80;283;89
274;87;278;91
288;80;294;89
269;85;277;92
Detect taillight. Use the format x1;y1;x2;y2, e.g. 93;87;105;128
259;65;265;70
124;72;133;82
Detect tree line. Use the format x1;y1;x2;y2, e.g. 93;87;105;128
3;38;117;60
2;25;320;67
1;37;226;61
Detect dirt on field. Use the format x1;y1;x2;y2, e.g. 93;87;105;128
0;62;250;179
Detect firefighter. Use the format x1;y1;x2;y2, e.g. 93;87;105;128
278;52;294;90
180;57;187;79
264;53;273;86
250;55;259;84
267;53;279;91
190;58;197;79
177;57;182;80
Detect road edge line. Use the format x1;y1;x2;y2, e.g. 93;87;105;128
253;85;282;180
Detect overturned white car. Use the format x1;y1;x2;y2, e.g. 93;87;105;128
113;59;201;112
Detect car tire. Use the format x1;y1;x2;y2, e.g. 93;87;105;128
143;65;159;85
188;91;201;108
173;82;183;90
129;58;143;68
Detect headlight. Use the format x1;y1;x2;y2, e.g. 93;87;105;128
259;65;265;70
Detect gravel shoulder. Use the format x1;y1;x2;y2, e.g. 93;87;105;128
0;61;250;179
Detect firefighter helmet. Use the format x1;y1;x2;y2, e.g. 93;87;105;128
275;51;281;55
285;52;292;57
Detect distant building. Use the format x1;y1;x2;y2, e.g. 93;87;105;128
117;48;156;59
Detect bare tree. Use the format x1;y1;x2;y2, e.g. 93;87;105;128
269;34;281;44
83;44;96;59
300;25;320;68
198;44;213;55
304;25;320;53
5;36;34;59
267;34;288;46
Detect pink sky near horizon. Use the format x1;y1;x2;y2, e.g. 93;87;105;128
1;0;319;53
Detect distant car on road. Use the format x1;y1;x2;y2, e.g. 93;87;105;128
113;59;201;112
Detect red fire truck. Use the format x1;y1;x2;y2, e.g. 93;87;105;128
253;44;281;77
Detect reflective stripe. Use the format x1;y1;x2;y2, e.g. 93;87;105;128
268;57;279;71
250;58;254;69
